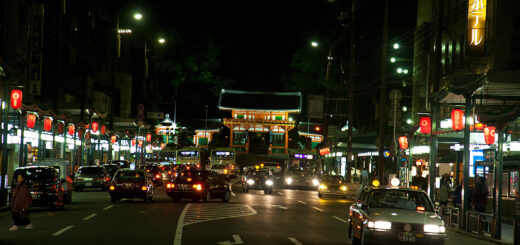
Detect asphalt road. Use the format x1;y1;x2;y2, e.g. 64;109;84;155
0;183;498;245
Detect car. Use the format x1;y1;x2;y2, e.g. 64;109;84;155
161;165;176;182
210;164;230;179
138;164;163;186
348;182;446;245
11;166;66;209
242;169;274;194
33;159;74;203
165;170;231;202
318;175;348;198
109;169;154;203
110;160;130;169
102;164;120;180
73;166;110;191
285;170;320;190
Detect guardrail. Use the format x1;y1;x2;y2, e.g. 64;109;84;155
437;206;461;229
465;211;495;237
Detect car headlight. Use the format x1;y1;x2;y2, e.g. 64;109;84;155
319;184;327;190
424;224;445;233
341;185;347;191
247;179;255;185
367;221;392;230
312;179;319;186
265;180;273;186
285;177;293;184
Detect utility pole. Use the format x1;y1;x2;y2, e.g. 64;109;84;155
377;0;389;183
347;0;357;183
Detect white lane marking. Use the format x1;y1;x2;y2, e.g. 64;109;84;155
52;225;74;236
218;235;243;245
271;205;289;210
103;205;114;211
297;200;306;205
278;191;283;194
286;196;293;199
231;191;236;196
332;216;348;223
288;237;303;245
82;213;97;221
173;203;191;245
312;207;324;212
183;203;257;226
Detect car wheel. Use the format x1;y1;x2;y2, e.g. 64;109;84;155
111;196;119;203
222;190;231;202
203;191;211;202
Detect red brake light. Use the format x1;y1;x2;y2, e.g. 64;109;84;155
417;206;425;211
110;186;115;190
193;184;202;191
141;186;147;191
167;183;174;189
197;164;200;168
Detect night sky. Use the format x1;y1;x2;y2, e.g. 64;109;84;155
116;0;417;124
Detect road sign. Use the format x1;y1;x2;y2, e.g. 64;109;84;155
389;89;402;102
137;104;145;111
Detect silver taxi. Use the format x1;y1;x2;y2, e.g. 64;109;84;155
348;180;445;245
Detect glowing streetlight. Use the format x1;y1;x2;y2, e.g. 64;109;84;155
403;69;409;74
393;43;399;49
402;106;408;112
406;119;412;124
390;57;396;63
134;13;143;20
158;38;166;44
397;68;403;73
311;41;319;47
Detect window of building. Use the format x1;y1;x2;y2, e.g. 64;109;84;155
233;131;247;145
272;133;285;146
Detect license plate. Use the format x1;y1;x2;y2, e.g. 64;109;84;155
85;183;92;187
179;184;189;190
398;232;416;242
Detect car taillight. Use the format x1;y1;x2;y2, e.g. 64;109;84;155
110;186;115;190
193;184;202;191
224;169;228;174
168;171;172;175
155;174;161;179
141;186;147;191
106;177;110;181
417;206;425;211
166;183;175;189
196;164;200;168
187;178;192;182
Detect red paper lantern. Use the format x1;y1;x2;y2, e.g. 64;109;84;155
484;126;496;145
91;122;99;133
10;90;23;109
399;136;408;150
138;140;144;147
68;124;75;136
111;135;117;144
475;123;484;130
27;114;36;129
101;125;106;135
131;138;136;146
451;109;464;130
146;133;152;142
43;117;53;131
56;122;65;134
420;117;431;134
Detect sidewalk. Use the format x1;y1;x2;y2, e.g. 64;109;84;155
447;222;514;245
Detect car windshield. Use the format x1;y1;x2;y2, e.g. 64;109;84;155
115;171;145;181
78;167;103;176
14;168;56;184
367;190;434;212
176;171;206;182
103;165;119;171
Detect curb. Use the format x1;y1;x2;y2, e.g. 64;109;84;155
447;227;513;245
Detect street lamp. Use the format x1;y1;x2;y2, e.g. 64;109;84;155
403;69;409;74
406;119;412;125
158;38;165;44
311;41;319;47
402;106;408;112
390;57;396;63
133;13;143;21
393;43;399;49
397;68;403;73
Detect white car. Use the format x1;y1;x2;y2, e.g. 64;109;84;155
349;185;446;245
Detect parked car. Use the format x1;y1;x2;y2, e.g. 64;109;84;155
109;169;154;203
166;170;231;202
11;166;66;209
73;166;110;191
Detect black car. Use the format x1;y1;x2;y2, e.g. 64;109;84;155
109;169;154;203
73;166;110;191
166;170;231;202
102;164;120;180
11;166;66;209
242;169;273;194
139;164;163;186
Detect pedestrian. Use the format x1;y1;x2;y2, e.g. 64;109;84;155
9;172;33;231
453;183;462;207
473;177;488;213
439;175;451;206
360;168;369;187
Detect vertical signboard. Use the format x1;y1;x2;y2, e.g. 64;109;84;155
30;4;44;95
466;0;487;56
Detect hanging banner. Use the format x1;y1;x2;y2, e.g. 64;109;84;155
451;109;464;130
420;117;431;134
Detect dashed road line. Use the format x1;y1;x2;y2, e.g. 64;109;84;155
82;213;97;221
297;200;306;205
288;237;303;245
231;191;237;196
52;225;73;236
332;216;348;223
173;203;191;245
103;205;114;211
278;191;283;194
286;196;293;199
312;207;324;212
272;205;289;210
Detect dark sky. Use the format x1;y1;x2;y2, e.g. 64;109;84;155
117;0;417;122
